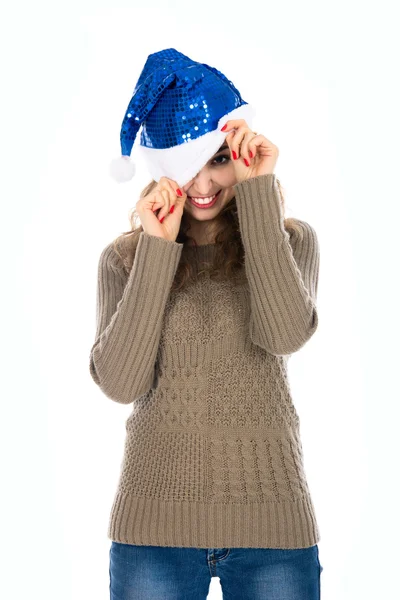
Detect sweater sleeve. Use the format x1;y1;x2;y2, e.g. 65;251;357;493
233;173;320;356
89;232;183;404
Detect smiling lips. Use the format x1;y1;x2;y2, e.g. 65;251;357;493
188;190;222;208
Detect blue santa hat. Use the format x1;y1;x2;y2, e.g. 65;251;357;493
109;47;256;189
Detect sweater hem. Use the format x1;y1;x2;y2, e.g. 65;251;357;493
107;491;320;549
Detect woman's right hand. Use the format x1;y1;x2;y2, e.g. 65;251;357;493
136;177;188;242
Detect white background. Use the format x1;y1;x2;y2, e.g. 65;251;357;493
2;0;399;598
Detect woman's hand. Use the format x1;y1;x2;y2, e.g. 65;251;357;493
136;177;187;242
221;119;279;184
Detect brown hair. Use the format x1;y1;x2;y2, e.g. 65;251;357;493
112;178;303;291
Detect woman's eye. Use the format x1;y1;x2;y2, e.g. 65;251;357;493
212;155;229;166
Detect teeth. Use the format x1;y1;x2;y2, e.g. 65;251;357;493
190;194;216;205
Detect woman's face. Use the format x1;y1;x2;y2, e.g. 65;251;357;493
182;143;237;221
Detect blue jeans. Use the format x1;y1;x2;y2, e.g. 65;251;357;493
109;541;323;599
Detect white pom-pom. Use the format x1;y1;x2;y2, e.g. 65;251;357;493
109;155;136;182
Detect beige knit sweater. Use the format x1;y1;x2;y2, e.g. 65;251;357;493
89;173;321;549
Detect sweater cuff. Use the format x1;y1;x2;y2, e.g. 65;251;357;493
233;174;286;243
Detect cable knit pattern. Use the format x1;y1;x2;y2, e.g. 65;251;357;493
89;174;321;549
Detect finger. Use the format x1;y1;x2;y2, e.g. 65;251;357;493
157;189;170;221
152;179;180;215
225;129;247;161
165;179;185;202
151;194;161;212
165;183;179;217
164;180;186;216
161;177;184;201
221;118;247;131
151;190;164;216
241;130;258;164
150;189;163;212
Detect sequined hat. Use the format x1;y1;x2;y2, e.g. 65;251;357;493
109;48;256;188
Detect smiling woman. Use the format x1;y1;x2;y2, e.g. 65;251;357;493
92;49;322;599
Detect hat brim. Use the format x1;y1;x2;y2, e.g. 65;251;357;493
138;103;256;188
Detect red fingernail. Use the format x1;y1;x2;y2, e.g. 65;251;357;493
249;150;253;158
232;150;237;160
169;205;175;214
176;188;182;197
221;124;228;131
160;216;165;223
244;158;250;167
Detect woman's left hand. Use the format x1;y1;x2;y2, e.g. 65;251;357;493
221;119;279;184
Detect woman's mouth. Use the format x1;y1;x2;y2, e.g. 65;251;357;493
188;189;222;209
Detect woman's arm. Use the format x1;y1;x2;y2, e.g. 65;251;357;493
233;174;320;356
89;232;183;404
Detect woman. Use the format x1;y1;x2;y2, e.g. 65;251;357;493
90;48;323;599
